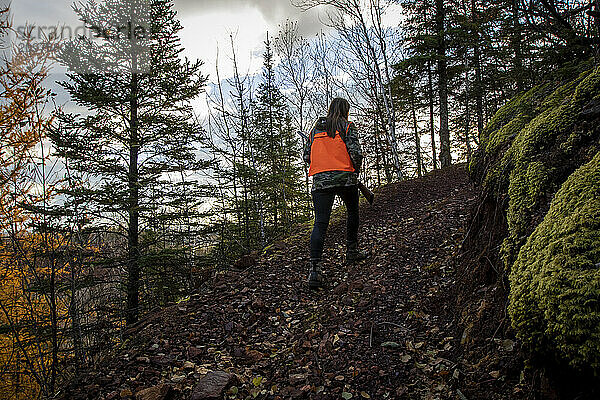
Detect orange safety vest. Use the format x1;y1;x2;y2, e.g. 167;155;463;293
308;122;355;177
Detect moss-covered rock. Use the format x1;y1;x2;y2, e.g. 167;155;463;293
469;83;555;189
501;69;600;267
509;151;600;371
469;61;600;372
470;66;600;270
482;83;553;154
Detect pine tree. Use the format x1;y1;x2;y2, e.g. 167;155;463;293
51;0;207;325
251;35;305;240
399;0;455;170
392;60;424;177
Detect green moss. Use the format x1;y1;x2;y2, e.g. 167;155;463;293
472;67;600;270
538;78;579;110
501;161;550;267
483;85;544;143
501;68;600;264
485;115;530;155
474;83;555;196
470;63;600;371
573;68;600;102
509;151;600;371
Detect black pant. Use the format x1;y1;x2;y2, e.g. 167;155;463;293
310;185;359;260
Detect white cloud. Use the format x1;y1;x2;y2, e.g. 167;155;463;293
7;0;336;118
178;5;268;80
173;0;331;83
174;0;329;37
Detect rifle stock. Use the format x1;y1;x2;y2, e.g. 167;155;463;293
358;181;374;204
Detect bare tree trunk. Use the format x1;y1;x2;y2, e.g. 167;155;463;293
373;113;382;186
126;67;140;326
411;92;422;177
215;56;243;240
40;139;59;394
427;60;438;170
304;0;403;179
464;58;473;163
69;246;84;368
370;0;403;179
267;36;279;232
436;0;451;168
511;0;524;92
472;0;485;140
364;1;403;179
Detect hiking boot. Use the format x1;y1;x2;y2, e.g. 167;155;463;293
346;242;369;264
307;259;324;290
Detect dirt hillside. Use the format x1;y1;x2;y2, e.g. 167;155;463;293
60;165;531;400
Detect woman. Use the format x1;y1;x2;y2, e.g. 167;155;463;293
303;98;369;290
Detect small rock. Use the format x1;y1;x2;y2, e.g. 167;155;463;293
251;298;264;310
187;346;203;359
135;384;174;400
233;251;259;269
289;373;307;385
245;349;264;363
106;391;119;400
183;361;195;369
232;347;262;364
333;283;348;295
357;299;369;308
190;371;238;400
501;339;515;352
349;280;364;291
280;386;304;398
224;321;235;332
150;354;174;366
262;241;287;256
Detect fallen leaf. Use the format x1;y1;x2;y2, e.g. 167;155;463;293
333;334;340;346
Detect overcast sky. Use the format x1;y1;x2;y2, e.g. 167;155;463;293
5;0;330;79
174;0;331;80
4;0;333;115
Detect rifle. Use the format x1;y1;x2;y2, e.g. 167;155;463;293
297;130;375;205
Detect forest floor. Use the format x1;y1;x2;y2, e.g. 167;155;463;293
61;165;530;400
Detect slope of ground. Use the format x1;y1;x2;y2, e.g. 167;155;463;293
59;165;528;400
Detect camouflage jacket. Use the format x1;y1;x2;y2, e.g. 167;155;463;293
303;117;363;192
